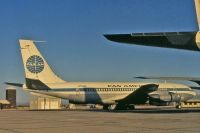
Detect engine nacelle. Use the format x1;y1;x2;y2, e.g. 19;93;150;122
149;91;181;106
195;32;200;49
148;100;169;106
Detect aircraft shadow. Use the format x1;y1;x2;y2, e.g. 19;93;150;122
89;108;200;114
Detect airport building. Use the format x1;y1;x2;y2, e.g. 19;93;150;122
0;100;10;109
30;93;61;110
6;88;16;108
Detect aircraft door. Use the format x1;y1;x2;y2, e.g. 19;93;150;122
76;88;80;96
75;88;82;102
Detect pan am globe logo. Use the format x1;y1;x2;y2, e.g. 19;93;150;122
26;55;44;74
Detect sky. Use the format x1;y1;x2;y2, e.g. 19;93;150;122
0;0;200;105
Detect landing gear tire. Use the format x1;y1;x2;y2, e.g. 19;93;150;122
108;104;117;110
103;105;117;111
128;105;135;110
103;105;109;110
115;104;135;110
176;104;182;109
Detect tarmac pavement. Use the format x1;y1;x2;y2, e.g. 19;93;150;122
0;109;199;133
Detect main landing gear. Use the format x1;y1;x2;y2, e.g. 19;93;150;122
176;97;182;109
103;105;109;110
103;104;135;110
102;105;116;110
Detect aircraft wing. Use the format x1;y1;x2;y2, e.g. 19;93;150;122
118;84;159;104
136;76;200;86
104;32;199;51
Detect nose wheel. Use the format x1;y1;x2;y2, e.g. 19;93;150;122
176;104;182;109
176;94;182;109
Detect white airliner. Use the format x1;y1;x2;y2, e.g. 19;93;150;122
6;40;197;109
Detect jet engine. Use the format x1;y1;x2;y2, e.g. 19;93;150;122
148;91;181;106
196;32;200;49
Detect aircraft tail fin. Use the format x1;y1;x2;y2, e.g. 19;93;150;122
19;39;65;84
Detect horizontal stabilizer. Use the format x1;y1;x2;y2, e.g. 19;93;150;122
5;82;23;87
26;78;51;90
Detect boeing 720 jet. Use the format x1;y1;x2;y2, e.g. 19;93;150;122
104;0;200;51
6;40;197;109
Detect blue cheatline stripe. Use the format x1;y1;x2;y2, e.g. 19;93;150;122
48;88;137;92
45;88;190;92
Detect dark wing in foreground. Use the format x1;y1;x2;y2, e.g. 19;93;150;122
118;84;159;104
104;32;199;51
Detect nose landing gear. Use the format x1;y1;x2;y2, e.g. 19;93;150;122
176;104;182;109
